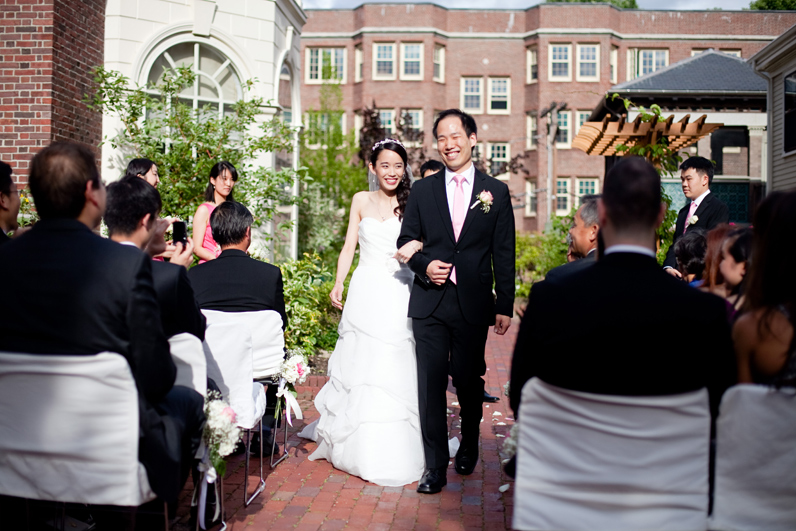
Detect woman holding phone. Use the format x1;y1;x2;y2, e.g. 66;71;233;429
192;161;238;263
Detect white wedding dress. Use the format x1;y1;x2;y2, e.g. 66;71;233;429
298;217;425;486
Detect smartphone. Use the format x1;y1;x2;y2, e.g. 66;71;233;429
172;221;187;245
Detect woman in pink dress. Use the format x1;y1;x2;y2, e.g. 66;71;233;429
192;161;238;263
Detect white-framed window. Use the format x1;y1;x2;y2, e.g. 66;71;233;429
721;49;742;58
379;109;395;135
525;180;537;217
472;142;484;162
555;110;571;149
305;47;346;84
488;77;510;115
526;114;538;150
527;47;538;84
556;178;571;215
304;111;345;148
627;49;668;80
403;108;423;132
489;142;510;179
400;42;423;80
354;45;363;82
354;111;363;144
372;43;396;80
577;178;598;203
460;77;483;114
610;47;618;83
576;111;591;136
549;44;572;82
576;44;600;82
433;44;445;83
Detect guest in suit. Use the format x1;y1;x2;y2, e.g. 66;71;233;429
188;201;287;455
105;177;205;341
664;157;729;276
545;195;600;282
0;143;204;513
0;161;20;245
510;156;735;420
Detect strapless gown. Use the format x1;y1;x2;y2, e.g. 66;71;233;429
298;217;425;486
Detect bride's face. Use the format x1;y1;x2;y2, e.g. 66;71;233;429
369;149;405;193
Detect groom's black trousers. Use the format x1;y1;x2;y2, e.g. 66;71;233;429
413;281;489;470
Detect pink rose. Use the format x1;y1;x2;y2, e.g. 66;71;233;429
222;406;236;423
480;191;494;203
297;363;305;378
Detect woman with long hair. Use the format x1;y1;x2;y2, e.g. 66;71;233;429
699;224;731;297
125;158;160;187
733;191;796;386
299;139;425;486
721;227;753;319
192;161;237;263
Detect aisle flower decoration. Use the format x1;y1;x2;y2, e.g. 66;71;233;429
274;349;311;426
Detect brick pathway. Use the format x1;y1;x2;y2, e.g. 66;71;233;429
176;327;519;530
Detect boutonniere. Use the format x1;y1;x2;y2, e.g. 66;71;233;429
688;215;699;226
470;190;494;214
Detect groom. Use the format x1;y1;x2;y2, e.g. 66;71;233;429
398;109;515;494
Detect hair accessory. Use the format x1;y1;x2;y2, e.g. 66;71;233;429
371;138;405;151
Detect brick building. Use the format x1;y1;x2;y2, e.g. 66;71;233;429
0;0;105;184
300;3;796;232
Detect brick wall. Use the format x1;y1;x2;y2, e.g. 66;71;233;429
0;0;104;185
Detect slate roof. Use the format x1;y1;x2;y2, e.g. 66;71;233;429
611;50;766;94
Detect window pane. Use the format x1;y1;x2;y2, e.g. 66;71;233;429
309;49;319;80
786;72;796;153
377;45;393;75
490;79;508;110
556;113;569;144
463;78;481;110
556;179;569;211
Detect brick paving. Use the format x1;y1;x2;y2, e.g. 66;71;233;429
176;326;519;530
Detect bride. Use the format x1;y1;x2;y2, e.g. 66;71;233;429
298;139;425;486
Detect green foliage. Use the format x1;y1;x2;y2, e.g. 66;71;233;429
545;0;638;7
749;0;796;9
17;189;38;228
280;253;342;354
86;66;299;229
515;212;573;298
657;186;678;265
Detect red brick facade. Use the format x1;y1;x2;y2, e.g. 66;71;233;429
301;4;796;231
0;0;104;185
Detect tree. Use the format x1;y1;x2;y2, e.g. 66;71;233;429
545;0;639;8
87;66;299;231
749;0;796;9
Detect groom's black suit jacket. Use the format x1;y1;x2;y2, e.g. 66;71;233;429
398;168;515;325
663;192;729;268
510;251;736;417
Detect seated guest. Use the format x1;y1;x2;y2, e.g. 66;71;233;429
0;143;204;511
721;227;753;320
734;191;796;386
105;177;205;340
419;159;445;179
0;161;20;245
700;224;731;298
546;195;600;282
510;156;735;419
188;201;287;454
674;229;707;287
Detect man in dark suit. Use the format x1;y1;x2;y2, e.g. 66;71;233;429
0;143;204;510
398;109;515;494
664;157;729;276
105;177;205;341
0;161;20;245
188;201;287;455
545;194;600;282
510;157;735;420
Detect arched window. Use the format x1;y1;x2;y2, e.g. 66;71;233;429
147;42;242;117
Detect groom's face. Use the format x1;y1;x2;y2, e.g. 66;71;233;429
436;115;477;173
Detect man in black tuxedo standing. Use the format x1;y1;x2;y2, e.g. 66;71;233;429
664;157;729;277
510;157;734;420
398;109;515;494
0;143;204;510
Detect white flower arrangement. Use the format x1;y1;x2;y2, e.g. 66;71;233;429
203;390;241;477
275;349;311;426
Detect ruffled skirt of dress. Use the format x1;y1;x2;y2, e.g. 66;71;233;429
298;264;425;486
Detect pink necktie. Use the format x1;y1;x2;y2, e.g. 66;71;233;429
684;201;698;234
451;175;465;284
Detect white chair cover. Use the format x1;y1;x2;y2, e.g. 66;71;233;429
168;333;207;397
202;309;285;380
710;384;796;531
202;320;266;430
0;352;155;506
513;378;710;531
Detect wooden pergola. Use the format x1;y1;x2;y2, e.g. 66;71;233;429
573;113;723;156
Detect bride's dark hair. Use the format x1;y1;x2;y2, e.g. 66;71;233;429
370;140;411;220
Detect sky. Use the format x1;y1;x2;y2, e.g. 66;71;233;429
303;0;754;10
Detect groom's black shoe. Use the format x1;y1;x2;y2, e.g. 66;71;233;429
483;390;500;403
417;467;447;494
455;441;479;475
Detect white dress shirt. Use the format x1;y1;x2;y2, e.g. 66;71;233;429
445;163;475;222
604;244;656;259
690;188;711;210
